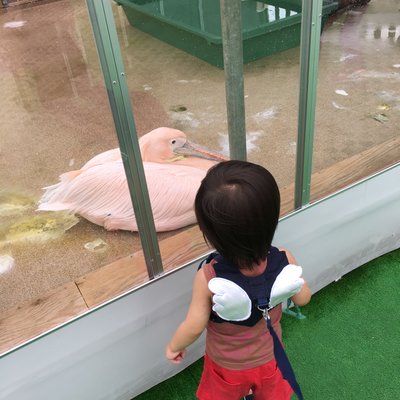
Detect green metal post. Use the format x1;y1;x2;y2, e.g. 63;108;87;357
295;0;323;208
86;0;163;278
220;0;247;161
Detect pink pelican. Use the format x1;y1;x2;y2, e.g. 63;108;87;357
38;127;226;232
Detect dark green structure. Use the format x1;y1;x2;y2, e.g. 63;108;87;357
115;0;338;68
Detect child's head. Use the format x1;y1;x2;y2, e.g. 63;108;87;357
195;160;280;269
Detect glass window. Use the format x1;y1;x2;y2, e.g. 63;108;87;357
311;1;400;201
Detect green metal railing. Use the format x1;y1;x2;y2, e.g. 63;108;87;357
220;0;247;161
295;0;323;208
86;0;163;278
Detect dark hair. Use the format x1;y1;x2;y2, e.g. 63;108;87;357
195;160;281;269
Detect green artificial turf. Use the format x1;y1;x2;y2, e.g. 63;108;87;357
135;249;400;399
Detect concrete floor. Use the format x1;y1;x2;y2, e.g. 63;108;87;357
0;0;399;312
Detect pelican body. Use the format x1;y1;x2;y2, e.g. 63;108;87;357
38;128;226;232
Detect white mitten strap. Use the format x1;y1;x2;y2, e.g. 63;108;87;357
269;264;304;308
208;278;252;321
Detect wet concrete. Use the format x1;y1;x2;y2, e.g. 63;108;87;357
0;0;399;312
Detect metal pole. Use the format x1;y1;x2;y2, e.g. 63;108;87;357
220;0;247;161
86;0;163;278
295;0;323;208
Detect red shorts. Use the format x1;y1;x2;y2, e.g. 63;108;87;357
196;354;293;400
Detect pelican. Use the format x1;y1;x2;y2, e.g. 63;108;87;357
38;127;226;232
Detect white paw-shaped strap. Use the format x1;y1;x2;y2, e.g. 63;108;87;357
208;278;251;321
270;264;304;308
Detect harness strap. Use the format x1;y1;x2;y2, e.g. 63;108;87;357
262;309;304;400
197;252;219;270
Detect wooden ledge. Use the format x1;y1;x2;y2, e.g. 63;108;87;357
76;225;209;308
1;136;399;355
0;225;210;355
0;282;88;354
281;136;400;214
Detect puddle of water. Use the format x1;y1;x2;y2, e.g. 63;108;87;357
3;21;27;28
0;254;14;274
335;89;349;96
84;238;108;253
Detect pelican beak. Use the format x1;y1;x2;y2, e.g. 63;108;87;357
173;141;228;162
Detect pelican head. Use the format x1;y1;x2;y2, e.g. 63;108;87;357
139;127;226;164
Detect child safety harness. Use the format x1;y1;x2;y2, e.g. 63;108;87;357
199;247;304;400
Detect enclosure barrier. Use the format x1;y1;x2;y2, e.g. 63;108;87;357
0;0;399;399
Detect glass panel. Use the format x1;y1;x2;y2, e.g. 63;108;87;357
0;1;143;316
311;0;400;202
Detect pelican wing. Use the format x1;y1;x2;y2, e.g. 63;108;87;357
38;161;205;232
38;161;135;229
142;162;206;232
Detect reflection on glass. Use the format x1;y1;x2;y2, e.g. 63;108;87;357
312;1;400;202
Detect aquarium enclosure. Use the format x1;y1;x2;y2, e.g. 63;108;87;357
0;0;399;383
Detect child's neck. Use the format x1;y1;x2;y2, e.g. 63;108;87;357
240;258;267;277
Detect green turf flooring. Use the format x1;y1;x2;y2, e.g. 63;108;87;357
134;249;400;399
